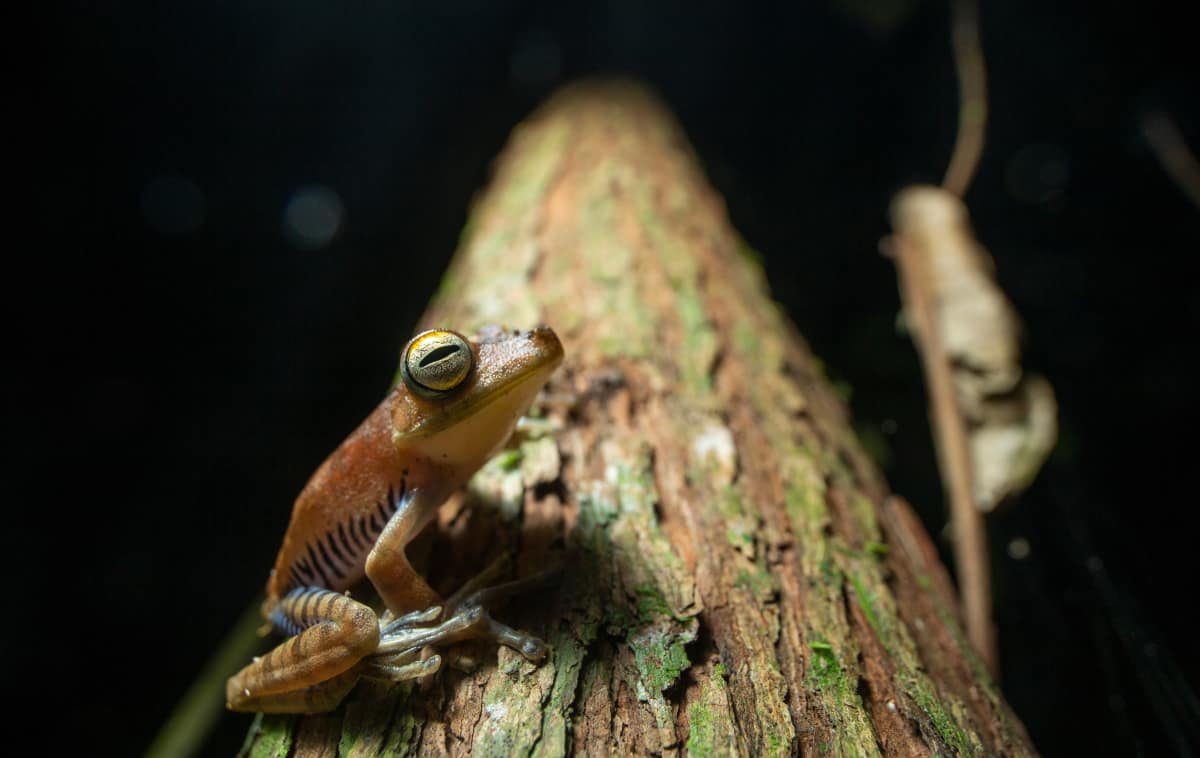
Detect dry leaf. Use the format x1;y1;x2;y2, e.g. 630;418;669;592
890;185;1057;511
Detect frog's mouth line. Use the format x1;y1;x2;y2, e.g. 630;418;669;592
408;360;557;439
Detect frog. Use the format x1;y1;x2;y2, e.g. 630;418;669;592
225;325;564;713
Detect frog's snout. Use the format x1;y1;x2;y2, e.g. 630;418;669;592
527;325;564;363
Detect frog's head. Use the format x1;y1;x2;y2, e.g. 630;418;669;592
390;325;563;470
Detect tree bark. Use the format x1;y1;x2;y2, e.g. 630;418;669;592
241;80;1036;757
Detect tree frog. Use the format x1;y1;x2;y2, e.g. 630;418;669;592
226;325;564;713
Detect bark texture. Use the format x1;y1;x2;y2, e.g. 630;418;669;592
241;80;1035;757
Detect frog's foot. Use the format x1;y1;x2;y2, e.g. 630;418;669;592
378;604;442;632
440;573;557;662
363;648;443;683
373;562;558;664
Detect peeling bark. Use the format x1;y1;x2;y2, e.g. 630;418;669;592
241;80;1036;757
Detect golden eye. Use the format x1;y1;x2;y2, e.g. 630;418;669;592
402;330;473;394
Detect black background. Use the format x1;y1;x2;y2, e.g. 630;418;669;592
25;1;1198;755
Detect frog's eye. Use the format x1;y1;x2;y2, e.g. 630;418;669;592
402;330;473;394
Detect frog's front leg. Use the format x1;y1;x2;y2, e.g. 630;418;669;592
368;489;551;664
225;588;379;714
363;486;443;616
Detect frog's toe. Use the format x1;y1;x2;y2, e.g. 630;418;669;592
518;636;548;662
379;605;443;637
365;651;442;682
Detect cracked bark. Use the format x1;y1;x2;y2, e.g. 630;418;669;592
240;80;1036;757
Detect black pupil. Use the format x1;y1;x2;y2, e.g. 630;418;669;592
420;344;460;367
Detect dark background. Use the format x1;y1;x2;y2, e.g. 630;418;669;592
25;1;1198;755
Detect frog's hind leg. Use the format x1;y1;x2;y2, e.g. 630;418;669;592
226;587;380;713
229;665;363;714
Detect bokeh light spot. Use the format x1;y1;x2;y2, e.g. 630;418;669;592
1007;537;1032;560
282;184;344;250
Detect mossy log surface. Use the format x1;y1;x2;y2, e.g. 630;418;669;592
241;80;1035;757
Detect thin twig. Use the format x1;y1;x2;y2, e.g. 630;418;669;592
889;233;997;674
943;0;988;197
923;0;996;672
1141;110;1200;211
